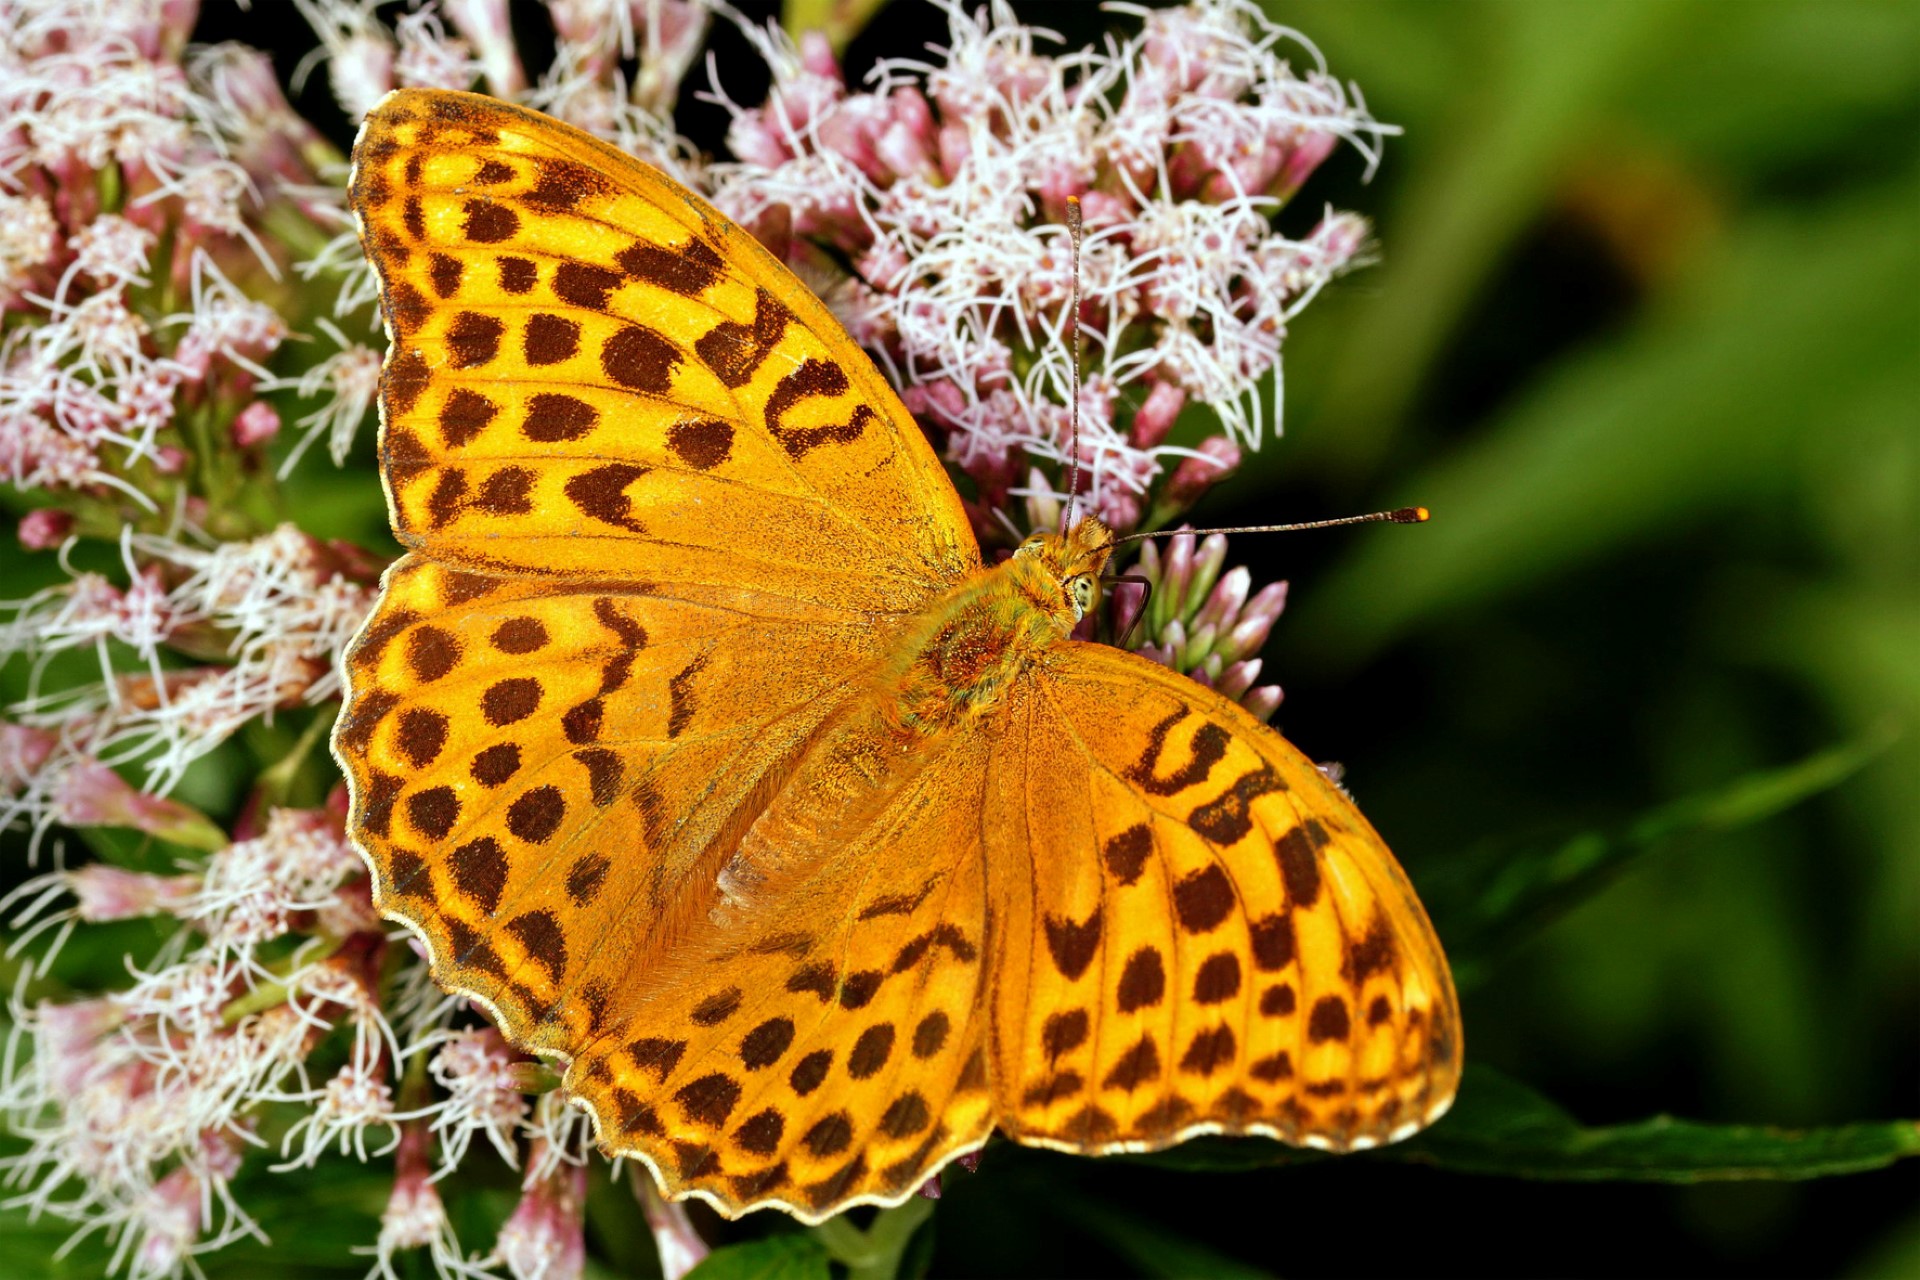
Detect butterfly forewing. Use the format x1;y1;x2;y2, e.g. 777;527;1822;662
350;89;977;610
988;645;1461;1151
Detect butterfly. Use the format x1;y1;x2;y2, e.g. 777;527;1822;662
332;88;1461;1223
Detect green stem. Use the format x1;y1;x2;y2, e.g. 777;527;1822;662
220;933;346;1025
811;1196;934;1280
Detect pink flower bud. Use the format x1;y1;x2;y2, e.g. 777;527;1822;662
67;865;200;922
232;401;280;447
638;1174;707;1280
55;761;226;850
498;1153;587;1280
443;0;526;96
18;508;73;550
1272;129;1340;203
1130;381;1187;448
152;445;187;474
1243;684;1283;721
799;29;841;80
1165;437;1241;509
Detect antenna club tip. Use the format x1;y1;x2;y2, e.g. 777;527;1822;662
1398;506;1430;524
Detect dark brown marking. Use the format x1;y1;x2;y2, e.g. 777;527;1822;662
359;172;390;206
889;924;977;974
730;1162;789;1200
1043;1009;1089;1058
369;226;409;269
490;617;548;653
1061;1105;1119;1144
425;470;467;528
1043;908;1101;981
802;1112;853;1158
383;422;431;485
668;418;734;470
1260;983;1297;1017
617;236;724;296
1103;824;1152;884
838;970;882;1010
445;919;506;978
1117;947;1166;1013
764;359;875;459
439;572;495;605
1308;996;1352;1043
1021;1072;1083;1108
349;608;419;670
740;1017;795;1070
394;707;447;768
691;988;743;1026
912;1011;949;1059
1125;710;1227;796
1179;1025;1236;1076
406;626;459;682
666;652;708;738
1346;916;1397;983
385;281;429;334
671;1141;720;1179
613;1089;663;1136
505;785;565;844
748;933;812;957
386;848;429;898
475;466;534;515
694;288;792;387
789;1050;832;1096
601;324;679;393
482;677;541;726
438;388;496;447
524;314;581;366
956;1048;988;1093
498;257;536;294
446;311;504;368
674;1073;741;1127
1275;822;1327;909
561;699;602;744
879;1092;931;1139
1172;865;1235;933
470;743;520;786
1102;1035;1160;1091
1190;764;1286;844
462;200;518;243
341;691;398;758
1192;953;1242;1004
406;786;460;840
734;1109;784;1155
1251;1051;1294;1083
564;852;609;906
474;158;513;185
629;1038;685;1080
447;837;507;913
1369;995;1393;1027
507;910;567;983
359;768;401;836
524;159;608;212
427;253;462;298
1250;913;1296;971
565;463;648;532
552;261;622;310
847;1024;895;1079
787;962;836;1002
576;747;622;808
401;194;424;240
1304;1079;1348;1098
1135;1096;1196;1133
858;877;939;921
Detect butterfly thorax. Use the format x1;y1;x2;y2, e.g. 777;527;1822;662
885;517;1113;731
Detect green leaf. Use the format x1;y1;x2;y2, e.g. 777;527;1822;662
686;1233;831;1280
1395;1066;1920;1181
1127;1066;1920;1183
1051;1190;1276;1280
1423;725;1902;986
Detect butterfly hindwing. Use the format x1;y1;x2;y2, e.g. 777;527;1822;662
351;89;977;611
986;644;1461;1152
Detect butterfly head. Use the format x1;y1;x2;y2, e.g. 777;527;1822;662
1014;516;1114;626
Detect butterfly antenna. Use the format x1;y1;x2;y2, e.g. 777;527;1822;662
1106;506;1430;551
1062;196;1084;534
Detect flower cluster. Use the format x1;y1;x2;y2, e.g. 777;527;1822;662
0;0;1383;1275
708;0;1385;538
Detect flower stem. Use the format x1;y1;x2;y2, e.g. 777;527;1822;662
811;1197;934;1280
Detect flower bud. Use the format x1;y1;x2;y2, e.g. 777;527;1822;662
18;509;73;550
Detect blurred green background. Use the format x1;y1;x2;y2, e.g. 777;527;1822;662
2;0;1913;1276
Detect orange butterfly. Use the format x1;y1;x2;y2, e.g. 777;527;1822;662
332;88;1460;1222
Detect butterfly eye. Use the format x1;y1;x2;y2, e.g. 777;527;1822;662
1064;574;1096;620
